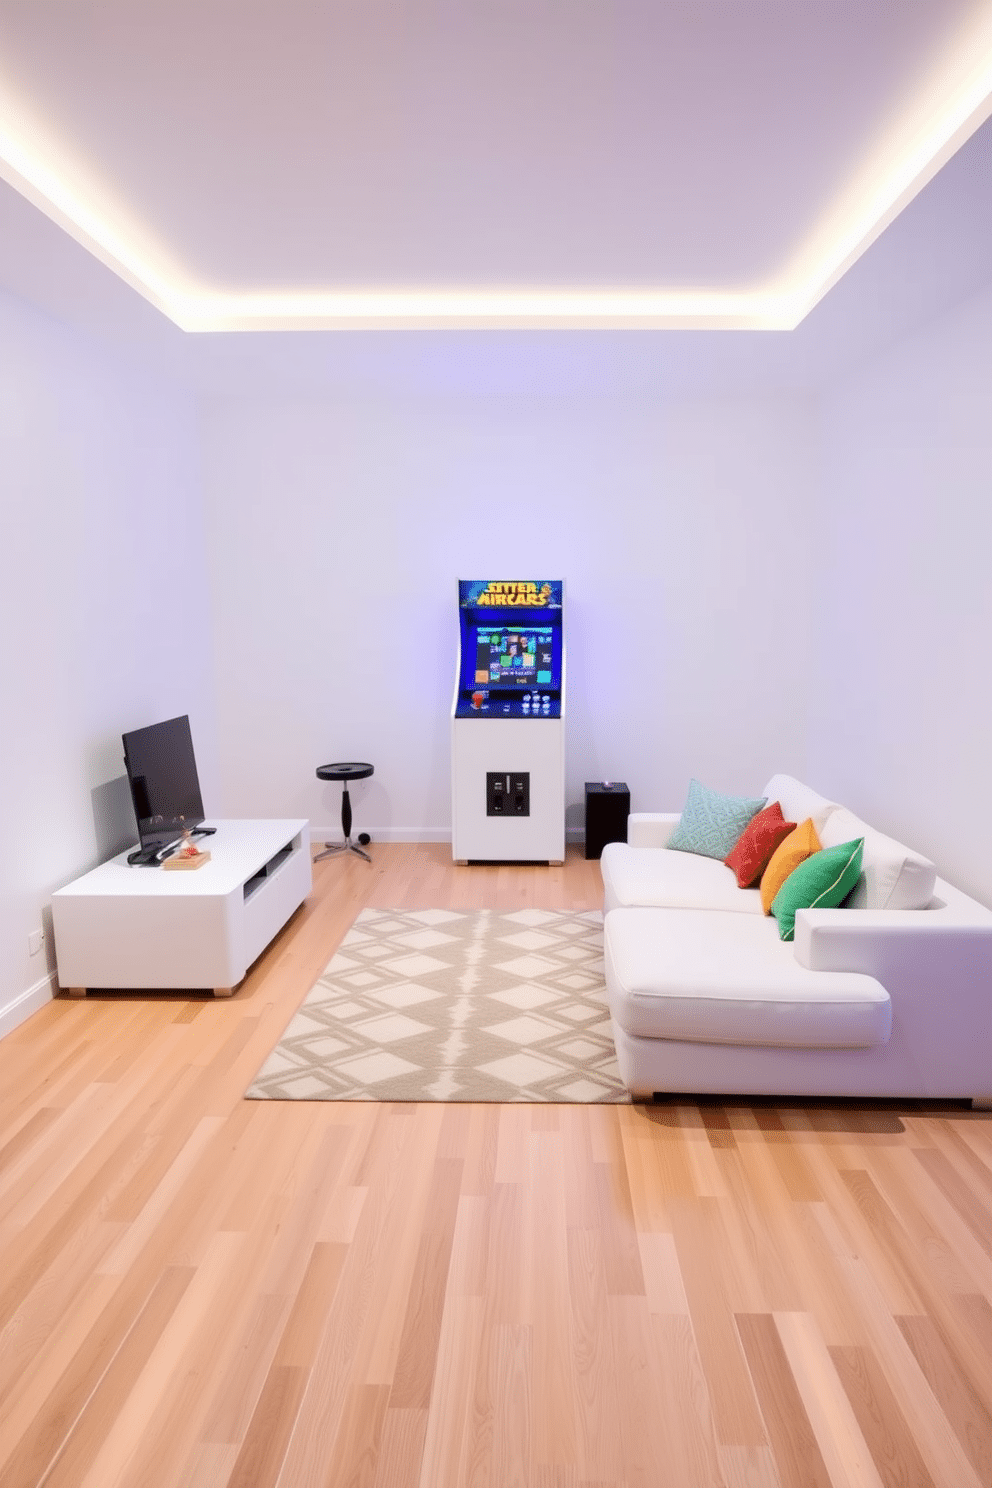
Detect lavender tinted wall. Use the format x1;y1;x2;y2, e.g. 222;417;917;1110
0;289;213;1031
200;370;812;843
810;280;992;902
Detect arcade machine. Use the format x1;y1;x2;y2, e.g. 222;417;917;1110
451;580;565;863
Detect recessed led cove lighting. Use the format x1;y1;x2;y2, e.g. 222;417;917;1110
1;36;991;333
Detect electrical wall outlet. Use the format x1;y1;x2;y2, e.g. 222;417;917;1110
28;928;44;956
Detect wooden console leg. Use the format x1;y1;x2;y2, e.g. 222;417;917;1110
213;987;236;999
66;986;87;999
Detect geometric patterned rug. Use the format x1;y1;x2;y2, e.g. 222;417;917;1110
244;907;629;1102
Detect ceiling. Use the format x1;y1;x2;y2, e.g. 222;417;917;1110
1;1;991;331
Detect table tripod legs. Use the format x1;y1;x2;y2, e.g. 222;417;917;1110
315;784;372;862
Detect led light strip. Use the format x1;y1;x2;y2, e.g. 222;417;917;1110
783;43;992;321
0;116;179;317
1;45;991;333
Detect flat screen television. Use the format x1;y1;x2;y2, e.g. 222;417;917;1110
123;714;205;852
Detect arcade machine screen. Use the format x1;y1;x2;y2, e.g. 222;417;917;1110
455;580;563;717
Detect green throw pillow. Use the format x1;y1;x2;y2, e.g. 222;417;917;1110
771;838;864;942
667;778;767;860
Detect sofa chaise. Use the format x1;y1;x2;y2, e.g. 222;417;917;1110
601;774;992;1105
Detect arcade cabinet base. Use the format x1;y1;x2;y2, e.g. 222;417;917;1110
455;857;565;867
450;720;565;864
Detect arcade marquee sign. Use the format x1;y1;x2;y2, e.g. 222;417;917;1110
460;580;562;609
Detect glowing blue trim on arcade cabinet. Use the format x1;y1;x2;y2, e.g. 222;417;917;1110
451;580;566;863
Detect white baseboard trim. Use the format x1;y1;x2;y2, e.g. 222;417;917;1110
310;827;587;846
311;826;452;845
0;971;56;1041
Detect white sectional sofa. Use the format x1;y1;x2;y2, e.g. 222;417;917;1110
601;774;992;1104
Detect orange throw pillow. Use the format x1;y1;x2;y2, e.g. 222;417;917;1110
725;801;796;888
760;817;822;914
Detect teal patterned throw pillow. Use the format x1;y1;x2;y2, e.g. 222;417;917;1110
667;779;767;860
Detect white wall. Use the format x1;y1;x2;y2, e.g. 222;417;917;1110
201;366;813;843
809;279;992;903
0;289;212;1033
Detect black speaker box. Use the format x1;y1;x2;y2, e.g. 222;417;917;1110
584;782;630;860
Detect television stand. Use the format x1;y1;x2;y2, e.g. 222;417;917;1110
52;820;311;997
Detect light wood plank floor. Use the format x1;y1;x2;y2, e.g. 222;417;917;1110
1;844;990;1487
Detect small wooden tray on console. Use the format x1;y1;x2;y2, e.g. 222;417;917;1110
162;850;211;871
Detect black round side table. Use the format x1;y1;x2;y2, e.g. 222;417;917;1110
315;762;374;862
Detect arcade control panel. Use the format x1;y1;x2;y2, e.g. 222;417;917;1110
459;689;560;719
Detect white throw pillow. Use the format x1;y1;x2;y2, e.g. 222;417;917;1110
760;775;837;835
818;807;936;910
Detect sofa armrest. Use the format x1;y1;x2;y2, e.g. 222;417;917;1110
794;906;992;989
627;813;680;849
792;905;992;1100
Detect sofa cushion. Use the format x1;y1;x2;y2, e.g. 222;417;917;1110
667;779;767;859
771;838;864;941
760;818;822;914
725;801;796;888
600;841;763;915
818;807;937;911
604;908;891;1049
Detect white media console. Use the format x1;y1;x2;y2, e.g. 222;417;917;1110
52;819;312;997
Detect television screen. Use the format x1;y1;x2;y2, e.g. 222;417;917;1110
122;714;205;851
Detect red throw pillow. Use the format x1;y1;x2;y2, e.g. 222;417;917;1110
724;801;796;888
